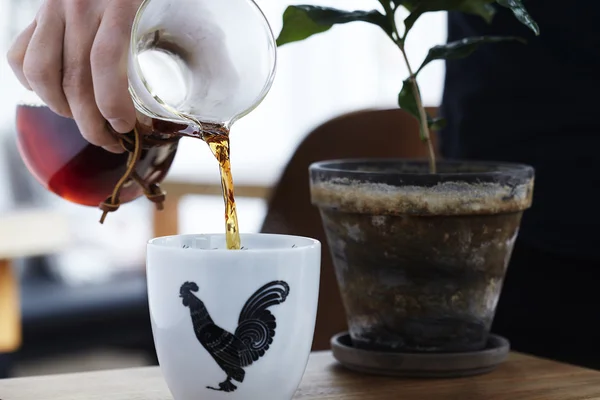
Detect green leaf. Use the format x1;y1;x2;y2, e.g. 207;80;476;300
276;5;390;46
397;79;424;140
429;117;446;131
496;0;540;36
403;0;496;37
416;35;525;74
398;79;446;137
398;79;420;121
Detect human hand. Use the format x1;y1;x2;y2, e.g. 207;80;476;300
7;0;144;153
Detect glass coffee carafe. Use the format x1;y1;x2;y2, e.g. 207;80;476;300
15;0;277;222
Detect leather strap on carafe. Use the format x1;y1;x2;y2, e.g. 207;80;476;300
98;124;167;223
131;172;166;211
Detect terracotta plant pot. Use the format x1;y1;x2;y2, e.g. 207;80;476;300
310;159;534;353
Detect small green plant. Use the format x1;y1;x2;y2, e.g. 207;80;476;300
276;0;539;173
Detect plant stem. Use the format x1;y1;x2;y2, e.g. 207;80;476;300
381;1;437;174
399;47;436;174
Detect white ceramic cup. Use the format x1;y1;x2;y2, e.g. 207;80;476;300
147;233;321;400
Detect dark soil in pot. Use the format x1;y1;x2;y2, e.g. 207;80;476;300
310;159;534;353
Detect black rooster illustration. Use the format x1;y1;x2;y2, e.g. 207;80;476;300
179;280;290;393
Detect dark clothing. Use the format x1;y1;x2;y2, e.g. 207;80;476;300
440;3;600;259
440;4;600;368
492;242;600;370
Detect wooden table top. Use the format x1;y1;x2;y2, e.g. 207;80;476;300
1;351;599;399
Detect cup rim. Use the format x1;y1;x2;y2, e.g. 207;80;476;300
147;233;320;253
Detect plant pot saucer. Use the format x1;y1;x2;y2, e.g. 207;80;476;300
331;331;510;378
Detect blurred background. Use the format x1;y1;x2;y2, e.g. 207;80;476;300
0;0;445;378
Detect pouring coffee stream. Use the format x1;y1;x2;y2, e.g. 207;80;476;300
15;0;277;250
101;114;240;250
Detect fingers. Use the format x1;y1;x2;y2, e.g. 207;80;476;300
91;0;142;135
62;1;122;152
22;6;72;118
6;20;37;90
8;0;143;153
